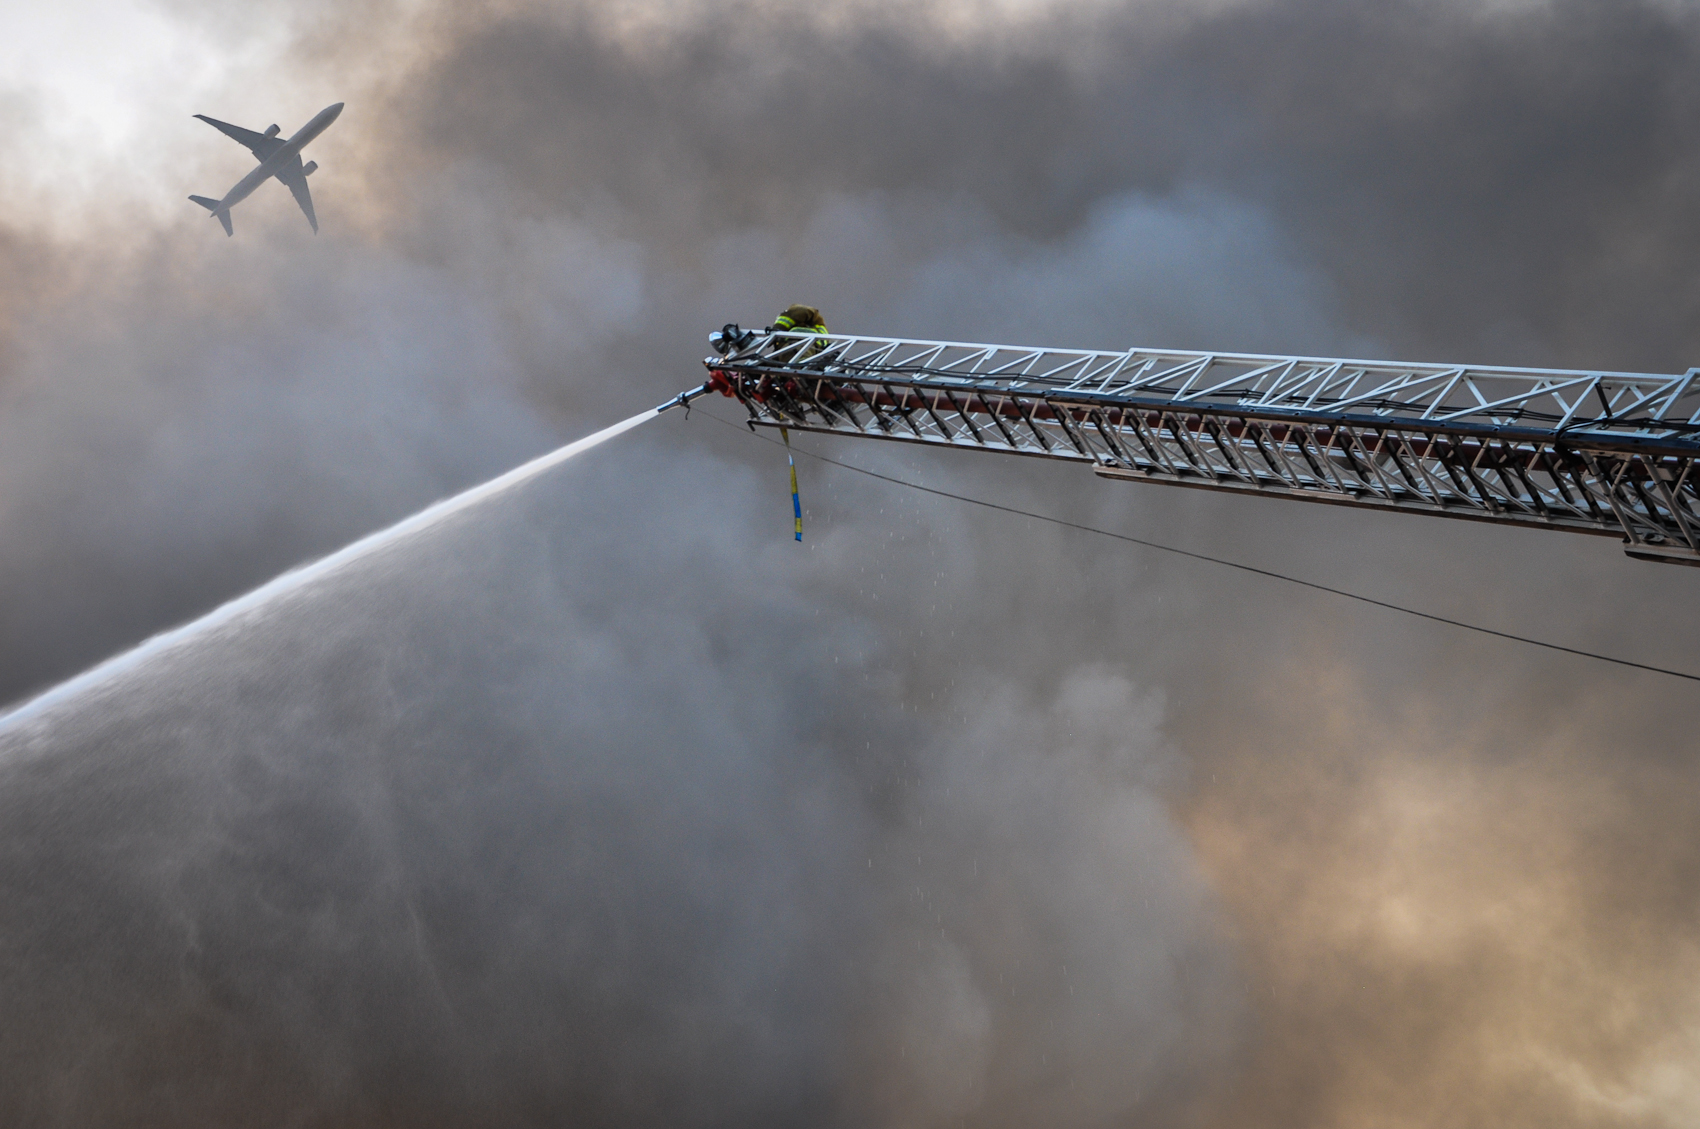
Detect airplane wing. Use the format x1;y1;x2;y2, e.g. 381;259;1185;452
194;115;284;161
274;157;318;233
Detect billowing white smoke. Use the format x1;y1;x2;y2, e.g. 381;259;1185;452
860;669;1237;1127
2;1;1698;1126
0;436;1239;1126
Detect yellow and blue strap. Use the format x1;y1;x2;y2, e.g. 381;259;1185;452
781;427;803;542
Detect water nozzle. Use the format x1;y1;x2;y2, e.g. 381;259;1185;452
656;384;711;414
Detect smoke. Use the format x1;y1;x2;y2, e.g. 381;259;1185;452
0;0;1697;1125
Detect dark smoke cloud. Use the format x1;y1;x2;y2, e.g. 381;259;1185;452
0;0;1696;1125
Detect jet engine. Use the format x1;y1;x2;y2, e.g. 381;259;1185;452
301;161;318;177
263;123;281;137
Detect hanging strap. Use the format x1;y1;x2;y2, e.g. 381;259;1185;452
781;428;803;542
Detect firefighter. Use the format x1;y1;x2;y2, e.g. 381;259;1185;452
770;304;829;358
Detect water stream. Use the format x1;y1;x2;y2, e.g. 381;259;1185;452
0;408;662;728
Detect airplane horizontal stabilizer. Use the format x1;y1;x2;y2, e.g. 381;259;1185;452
189;196;234;236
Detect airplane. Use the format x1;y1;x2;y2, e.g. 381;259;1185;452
189;103;344;236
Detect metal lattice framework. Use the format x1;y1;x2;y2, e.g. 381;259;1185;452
701;329;1700;565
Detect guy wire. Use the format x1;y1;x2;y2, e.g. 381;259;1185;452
692;409;1700;685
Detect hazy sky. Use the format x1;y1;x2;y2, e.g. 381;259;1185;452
0;1;1697;1126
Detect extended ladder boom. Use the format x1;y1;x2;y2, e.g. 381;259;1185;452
702;328;1700;565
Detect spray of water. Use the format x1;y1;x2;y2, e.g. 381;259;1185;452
0;408;661;729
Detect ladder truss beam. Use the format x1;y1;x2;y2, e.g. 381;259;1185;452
706;331;1700;565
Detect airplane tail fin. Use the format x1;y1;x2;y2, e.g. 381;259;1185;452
188;195;233;236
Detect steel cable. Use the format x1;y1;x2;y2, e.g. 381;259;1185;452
695;409;1700;685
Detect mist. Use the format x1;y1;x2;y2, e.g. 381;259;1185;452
0;0;1696;1125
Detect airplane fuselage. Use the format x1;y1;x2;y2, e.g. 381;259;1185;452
212;103;343;211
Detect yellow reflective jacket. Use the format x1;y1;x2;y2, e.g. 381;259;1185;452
772;304;828;357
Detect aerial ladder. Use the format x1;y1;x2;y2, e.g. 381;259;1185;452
690;326;1700;566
